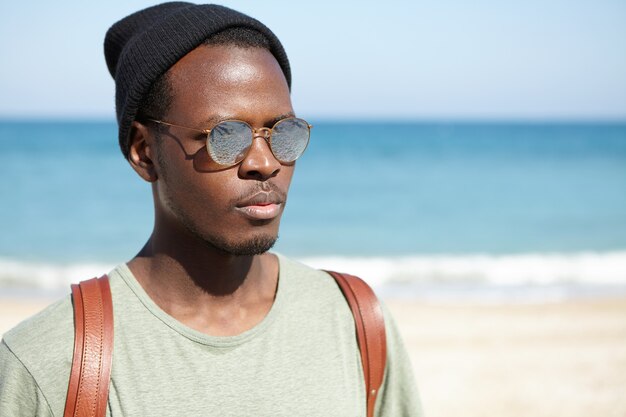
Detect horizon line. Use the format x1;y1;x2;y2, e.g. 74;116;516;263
1;116;626;124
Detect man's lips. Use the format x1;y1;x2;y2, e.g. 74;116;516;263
235;192;284;220
236;203;282;220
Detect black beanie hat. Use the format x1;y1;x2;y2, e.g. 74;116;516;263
104;2;291;158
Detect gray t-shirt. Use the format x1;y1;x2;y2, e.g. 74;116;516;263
0;255;423;416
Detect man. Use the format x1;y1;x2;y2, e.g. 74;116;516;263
0;3;422;415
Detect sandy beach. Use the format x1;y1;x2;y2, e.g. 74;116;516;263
389;298;626;417
2;296;625;417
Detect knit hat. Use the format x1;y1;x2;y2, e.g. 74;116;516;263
104;2;291;158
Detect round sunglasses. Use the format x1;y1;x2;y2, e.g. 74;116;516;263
146;117;312;167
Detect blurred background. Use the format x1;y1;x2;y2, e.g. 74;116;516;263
1;1;625;416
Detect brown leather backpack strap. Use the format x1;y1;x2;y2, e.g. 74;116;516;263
326;271;387;417
64;275;114;417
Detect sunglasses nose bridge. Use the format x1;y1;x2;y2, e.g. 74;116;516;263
252;127;272;142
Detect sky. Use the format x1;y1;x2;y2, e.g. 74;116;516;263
1;0;625;121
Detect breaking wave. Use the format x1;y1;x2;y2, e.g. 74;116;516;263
2;251;626;301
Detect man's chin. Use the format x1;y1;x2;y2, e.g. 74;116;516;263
206;233;278;256
175;206;280;256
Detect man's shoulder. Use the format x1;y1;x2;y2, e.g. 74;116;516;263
277;254;377;325
2;294;75;413
277;254;347;299
279;254;397;334
3;294;74;352
2;295;74;407
278;254;334;281
278;254;379;301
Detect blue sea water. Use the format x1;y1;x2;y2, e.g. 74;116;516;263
1;120;625;296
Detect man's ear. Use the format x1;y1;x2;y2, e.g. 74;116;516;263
128;121;158;182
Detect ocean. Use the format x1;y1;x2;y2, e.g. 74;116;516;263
1;120;625;300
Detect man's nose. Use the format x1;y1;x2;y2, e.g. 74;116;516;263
238;130;281;180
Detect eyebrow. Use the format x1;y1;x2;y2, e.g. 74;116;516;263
200;111;296;129
267;112;296;126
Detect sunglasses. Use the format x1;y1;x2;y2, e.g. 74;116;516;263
146;117;312;167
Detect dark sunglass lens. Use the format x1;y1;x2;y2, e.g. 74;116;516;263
208;121;252;165
270;118;310;162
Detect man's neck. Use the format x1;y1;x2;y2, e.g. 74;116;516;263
126;231;279;337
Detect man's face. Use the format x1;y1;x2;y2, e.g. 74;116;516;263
148;44;296;255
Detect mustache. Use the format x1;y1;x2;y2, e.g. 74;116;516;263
230;182;287;207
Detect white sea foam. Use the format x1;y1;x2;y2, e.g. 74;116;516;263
299;251;626;286
0;258;114;292
298;251;626;301
1;251;626;300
